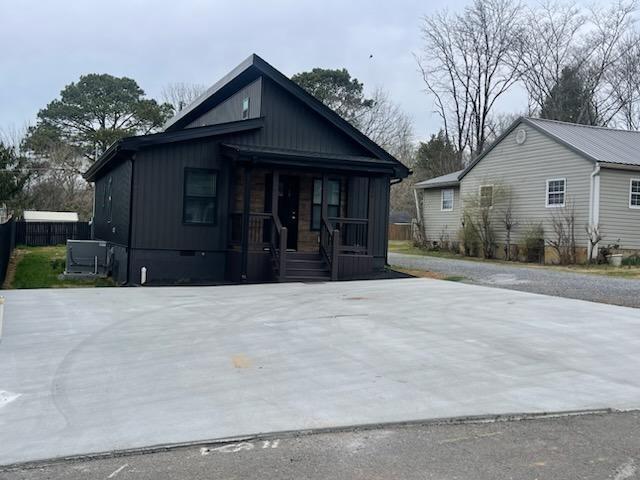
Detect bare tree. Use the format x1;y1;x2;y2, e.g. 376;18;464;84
359;88;413;158
501;195;518;260
585;223;604;264
418;0;524;157
517;0;638;125
515;1;587;115
610;35;640;129
463;183;509;258
547;203;577;264
161;82;207;113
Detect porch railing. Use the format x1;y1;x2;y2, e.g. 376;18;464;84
229;211;287;280
320;217;339;281
329;217;369;254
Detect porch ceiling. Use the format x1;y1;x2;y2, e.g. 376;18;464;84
221;143;399;176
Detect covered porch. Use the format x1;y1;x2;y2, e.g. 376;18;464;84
222;144;394;282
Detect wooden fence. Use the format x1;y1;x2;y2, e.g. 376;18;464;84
15;221;91;246
0;218;15;285
388;223;412;241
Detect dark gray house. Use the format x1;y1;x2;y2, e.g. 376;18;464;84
85;54;409;285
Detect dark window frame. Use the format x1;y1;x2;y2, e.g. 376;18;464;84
311;177;341;231
182;167;218;226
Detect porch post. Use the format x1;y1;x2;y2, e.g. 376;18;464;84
321;174;328;221
271;170;279;218
367;176;375;255
240;162;252;281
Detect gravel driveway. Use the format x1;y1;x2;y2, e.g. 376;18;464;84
389;252;640;308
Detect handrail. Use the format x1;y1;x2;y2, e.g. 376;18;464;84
328;217;368;224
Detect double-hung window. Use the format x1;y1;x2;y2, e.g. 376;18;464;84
631;179;640;208
311;178;340;230
441;188;454;211
183;168;217;224
480;185;493;208
546;178;566;207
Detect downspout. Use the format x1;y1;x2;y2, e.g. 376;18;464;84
125;156;135;285
588;162;601;261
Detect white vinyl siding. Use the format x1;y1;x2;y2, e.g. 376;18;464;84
421;187;461;244
460;122;592;247
599;169;640;249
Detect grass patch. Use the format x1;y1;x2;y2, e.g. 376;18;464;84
9;245;113;289
443;275;466;282
389;241;640;279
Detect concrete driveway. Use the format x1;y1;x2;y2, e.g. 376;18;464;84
1;279;639;466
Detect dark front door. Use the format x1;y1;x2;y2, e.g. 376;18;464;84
278;175;299;250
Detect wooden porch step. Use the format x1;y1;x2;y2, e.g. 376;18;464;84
286;259;326;269
286;275;331;282
286;267;330;277
286;251;322;260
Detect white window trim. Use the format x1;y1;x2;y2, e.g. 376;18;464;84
545;177;567;208
441;188;454;212
630;178;640;209
479;184;494;209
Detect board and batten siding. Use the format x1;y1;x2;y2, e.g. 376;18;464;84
226;77;369;157
130;138;229;252
421;187;461;244
599;168;640;250
460;122;594;247
186;78;262;128
93;157;132;247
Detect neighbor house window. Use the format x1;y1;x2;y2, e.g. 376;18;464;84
441;188;454;211
546;178;566;207
311;178;340;230
183;168;217;224
480;185;493;208
631;179;640;208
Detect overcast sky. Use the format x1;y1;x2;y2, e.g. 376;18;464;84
1;0;530;143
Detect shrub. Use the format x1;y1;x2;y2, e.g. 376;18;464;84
522;223;545;263
459;220;480;257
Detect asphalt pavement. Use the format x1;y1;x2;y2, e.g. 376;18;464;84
3;410;639;479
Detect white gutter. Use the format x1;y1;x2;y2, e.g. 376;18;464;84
588;162;601;260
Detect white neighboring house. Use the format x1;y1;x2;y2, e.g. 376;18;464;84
415;117;640;261
23;211;79;223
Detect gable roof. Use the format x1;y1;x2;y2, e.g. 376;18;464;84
84;118;264;182
163;54;409;178
459;117;640;181
414;170;463;189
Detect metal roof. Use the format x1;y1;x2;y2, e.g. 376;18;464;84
525;118;640;167
222;144;398;174
163;54;409;179
24;211;78;222
459;117;640;181
414;170;463;189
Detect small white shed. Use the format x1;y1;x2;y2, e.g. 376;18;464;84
23;211;79;223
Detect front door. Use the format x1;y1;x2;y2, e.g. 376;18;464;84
278;175;299;250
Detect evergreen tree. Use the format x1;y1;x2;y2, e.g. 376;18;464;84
540;67;596;125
